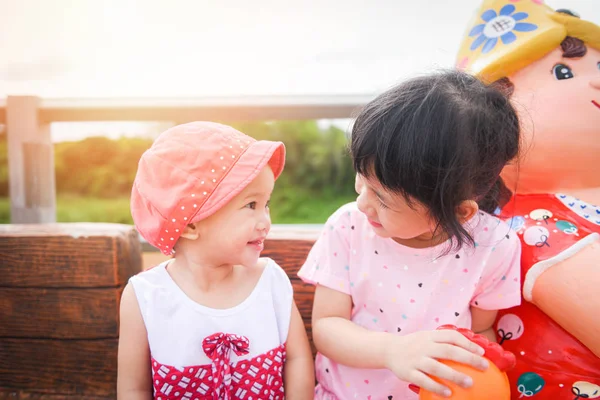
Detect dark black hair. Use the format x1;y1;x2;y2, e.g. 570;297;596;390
351;70;520;251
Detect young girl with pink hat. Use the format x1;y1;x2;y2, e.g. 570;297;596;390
117;121;314;399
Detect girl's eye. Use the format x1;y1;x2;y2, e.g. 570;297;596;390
266;200;271;209
597;61;600;71
245;202;256;210
377;198;389;209
552;63;574;80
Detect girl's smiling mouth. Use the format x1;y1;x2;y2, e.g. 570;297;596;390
592;100;600;109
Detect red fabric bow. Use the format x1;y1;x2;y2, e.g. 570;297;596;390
202;332;250;399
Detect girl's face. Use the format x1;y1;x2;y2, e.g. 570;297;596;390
355;174;442;247
193;165;274;267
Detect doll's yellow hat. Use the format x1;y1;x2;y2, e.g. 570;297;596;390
455;0;600;82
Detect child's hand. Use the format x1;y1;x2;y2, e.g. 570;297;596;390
384;329;489;397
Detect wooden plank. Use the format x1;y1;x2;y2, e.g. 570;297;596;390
0;288;120;339
0;339;117;397
0;390;112;400
262;238;317;354
114;229;144;287
34;96;368;123
0;95;370;125
262;238;316;270
0;224;142;287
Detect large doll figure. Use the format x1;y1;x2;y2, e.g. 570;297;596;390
456;1;600;398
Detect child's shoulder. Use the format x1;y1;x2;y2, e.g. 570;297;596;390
257;257;292;287
130;260;169;285
469;211;521;251
326;202;366;227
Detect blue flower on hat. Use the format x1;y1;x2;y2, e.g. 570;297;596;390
469;4;538;54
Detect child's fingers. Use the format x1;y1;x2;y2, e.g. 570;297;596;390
433;330;485;355
409;370;452;398
431;343;489;371
420;358;474;389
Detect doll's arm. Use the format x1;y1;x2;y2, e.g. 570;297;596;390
117;283;153;400
526;234;600;357
284;301;315;399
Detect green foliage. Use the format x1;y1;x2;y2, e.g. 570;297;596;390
0;121;356;224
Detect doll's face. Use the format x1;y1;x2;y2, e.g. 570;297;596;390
501;46;600;193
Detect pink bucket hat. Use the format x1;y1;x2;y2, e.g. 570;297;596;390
131;121;285;255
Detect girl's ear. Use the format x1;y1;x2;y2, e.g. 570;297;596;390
180;223;200;240
456;200;479;224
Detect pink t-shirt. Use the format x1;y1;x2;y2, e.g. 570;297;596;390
298;202;522;400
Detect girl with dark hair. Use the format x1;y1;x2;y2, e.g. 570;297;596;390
298;70;522;399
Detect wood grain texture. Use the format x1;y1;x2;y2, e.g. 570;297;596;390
0;391;112;400
0;224;142;287
0;339;117;397
262;238;317;355
0;288;121;339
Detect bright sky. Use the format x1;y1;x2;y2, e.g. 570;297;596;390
0;0;597;141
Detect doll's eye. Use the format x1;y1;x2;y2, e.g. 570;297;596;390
552;63;574;80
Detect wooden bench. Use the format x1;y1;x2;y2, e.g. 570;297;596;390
0;224;318;399
262;227;319;355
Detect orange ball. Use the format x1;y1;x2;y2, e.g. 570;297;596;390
419;359;510;400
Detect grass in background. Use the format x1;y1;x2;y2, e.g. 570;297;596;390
0;196;133;224
0;191;356;225
270;190;355;223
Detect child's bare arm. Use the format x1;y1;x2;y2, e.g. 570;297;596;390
284;301;315;399
313;285;489;397
312;285;391;368
117;283;153;400
470;307;498;342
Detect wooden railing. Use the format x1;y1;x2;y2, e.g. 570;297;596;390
0;95;367;224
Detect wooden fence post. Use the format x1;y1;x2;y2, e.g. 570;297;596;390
6;96;56;223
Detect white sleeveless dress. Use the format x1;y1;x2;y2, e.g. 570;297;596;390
130;258;293;400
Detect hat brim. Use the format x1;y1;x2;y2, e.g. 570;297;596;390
191;140;286;223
